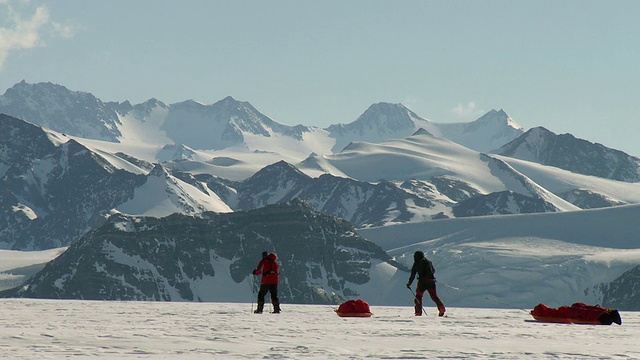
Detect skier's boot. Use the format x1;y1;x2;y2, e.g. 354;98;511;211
254;302;264;314
272;300;281;314
437;302;446;317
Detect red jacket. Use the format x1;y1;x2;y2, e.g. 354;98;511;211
254;253;280;285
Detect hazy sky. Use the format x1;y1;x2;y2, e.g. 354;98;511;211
2;1;640;155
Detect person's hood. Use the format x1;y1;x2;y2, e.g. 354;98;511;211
267;253;277;261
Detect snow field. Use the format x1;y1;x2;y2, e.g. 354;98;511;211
0;299;638;359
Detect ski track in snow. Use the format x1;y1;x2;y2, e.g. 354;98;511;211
0;299;638;359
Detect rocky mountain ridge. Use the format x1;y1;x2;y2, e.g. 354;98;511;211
2;201;404;304
495;126;640;182
602;265;640;311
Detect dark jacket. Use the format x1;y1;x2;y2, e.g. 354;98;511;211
254;253;280;285
408;257;435;284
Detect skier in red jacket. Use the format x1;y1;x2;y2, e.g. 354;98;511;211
252;251;281;314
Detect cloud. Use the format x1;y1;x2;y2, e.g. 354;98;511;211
0;2;74;69
52;22;74;39
451;101;483;118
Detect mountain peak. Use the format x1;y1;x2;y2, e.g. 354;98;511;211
360;102;414;121
368;101;407;110
474;109;523;130
496;126;640;182
412;128;433;136
0;81;123;142
4;81;73;98
246;160;310;182
148;163;170;178
212;96;245;110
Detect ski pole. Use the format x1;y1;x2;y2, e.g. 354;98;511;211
251;275;260;313
249;276;255;313
408;287;427;315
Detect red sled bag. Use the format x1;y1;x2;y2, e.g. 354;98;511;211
530;302;622;325
335;299;373;317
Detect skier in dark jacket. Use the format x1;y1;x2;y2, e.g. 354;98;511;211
406;250;446;316
252;251;281;314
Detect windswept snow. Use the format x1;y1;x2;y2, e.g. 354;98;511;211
0;300;638;359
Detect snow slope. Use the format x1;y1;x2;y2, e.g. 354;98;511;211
0;300;638;359
359;204;640;308
115;165;232;217
432;109;524;152
0;248;67;291
498;155;640;204
299;131;580;212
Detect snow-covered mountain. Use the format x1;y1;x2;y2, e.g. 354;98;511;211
4;106;640;250
0;114;146;250
431;109;524;152
0;81;126;142
204;160;444;227
115;164;232;218
326;103;523;153
603;265;640;310
3;200;405;304
0;115;229;250
160;96;314;150
0;82;331;169
1;118;639;307
358;204;640;309
2;81;640;309
0;81;524;169
1;114;559;251
3;201;640;310
199;134;584;227
494;126;640;182
326;102;433;152
298;130;579;212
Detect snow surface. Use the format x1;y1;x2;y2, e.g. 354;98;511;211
0;299;637;359
0;248;67;291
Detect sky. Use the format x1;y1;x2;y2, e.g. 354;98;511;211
1;300;637;359
2;0;640;155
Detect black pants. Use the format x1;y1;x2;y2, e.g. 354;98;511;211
257;284;279;304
